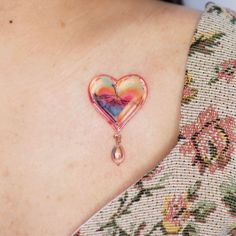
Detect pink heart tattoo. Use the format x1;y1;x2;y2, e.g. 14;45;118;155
88;74;148;165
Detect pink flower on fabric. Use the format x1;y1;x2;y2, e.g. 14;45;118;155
179;105;236;174
181;71;198;105
216;59;236;83
162;193;190;234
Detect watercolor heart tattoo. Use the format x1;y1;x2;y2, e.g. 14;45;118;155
88;74;148;165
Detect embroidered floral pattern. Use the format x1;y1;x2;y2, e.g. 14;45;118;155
207;5;236;24
209;59;236;85
162;193;190;234
97;180;215;236
189;31;225;56
95;171;171;235
220;177;236;217
181;70;198;105
147;181;216;235
179;105;236;175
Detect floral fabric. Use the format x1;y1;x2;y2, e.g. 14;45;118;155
71;3;236;236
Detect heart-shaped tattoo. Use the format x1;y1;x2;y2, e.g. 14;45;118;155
88;74;148;165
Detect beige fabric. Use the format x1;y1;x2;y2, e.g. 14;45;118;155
72;2;236;236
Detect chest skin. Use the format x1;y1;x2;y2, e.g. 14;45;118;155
0;1;201;235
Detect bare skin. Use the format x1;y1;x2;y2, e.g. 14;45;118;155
0;0;201;235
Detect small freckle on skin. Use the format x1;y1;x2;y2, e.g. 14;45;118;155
60;20;66;28
9;20;13;24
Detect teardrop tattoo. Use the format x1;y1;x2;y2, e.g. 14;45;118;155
88;74;148;165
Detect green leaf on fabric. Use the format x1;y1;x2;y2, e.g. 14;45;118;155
189;32;225;56
187;180;201;201
190;201;217;222
220;178;236;217
182;221;199;236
